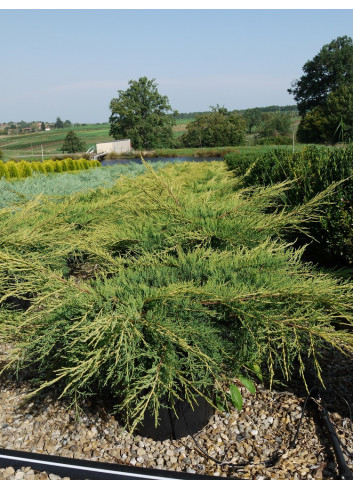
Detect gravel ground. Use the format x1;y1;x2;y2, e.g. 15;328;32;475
0;343;352;480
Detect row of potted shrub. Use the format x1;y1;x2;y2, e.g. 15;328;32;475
0;158;101;180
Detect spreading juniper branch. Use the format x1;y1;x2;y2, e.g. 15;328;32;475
1;160;353;429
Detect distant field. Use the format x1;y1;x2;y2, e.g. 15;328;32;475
172;124;188;134
0;118;305;161
0;124;114;159
172;118;194;137
0;120;193;159
174;118;195;125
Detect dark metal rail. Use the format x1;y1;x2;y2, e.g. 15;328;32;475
0;448;225;480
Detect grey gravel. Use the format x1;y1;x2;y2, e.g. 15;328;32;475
0;343;352;480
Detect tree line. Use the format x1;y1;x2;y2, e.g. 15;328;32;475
108;78;295;150
176;105;298;120
108;35;353;150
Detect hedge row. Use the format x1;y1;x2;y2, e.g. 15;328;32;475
225;145;353;265
0;158;101;180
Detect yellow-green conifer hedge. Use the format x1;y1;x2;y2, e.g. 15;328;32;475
0;158;101;180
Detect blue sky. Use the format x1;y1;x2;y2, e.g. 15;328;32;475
2;8;353;123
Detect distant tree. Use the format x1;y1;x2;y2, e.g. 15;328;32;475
180;106;247;148
258;113;291;138
288;36;353;116
175;111;211;120
61;130;84;153
242;108;263;134
55;117;64;129
297;86;353;144
63;120;72;128
326;85;353;142
41;122;46;131
289;36;353;143
109;76;177;150
296;106;329;144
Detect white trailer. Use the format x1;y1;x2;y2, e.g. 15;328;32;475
96;139;132;155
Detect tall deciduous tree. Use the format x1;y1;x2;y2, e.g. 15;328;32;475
288;36;353;116
180;106;246;148
289;36;353;143
109;77;177;150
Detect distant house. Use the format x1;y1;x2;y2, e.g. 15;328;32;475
96;139;132;155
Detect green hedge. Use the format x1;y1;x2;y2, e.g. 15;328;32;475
225;145;353;265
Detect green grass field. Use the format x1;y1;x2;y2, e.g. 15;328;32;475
0;124;114;159
174;118;195;124
0;121;193;160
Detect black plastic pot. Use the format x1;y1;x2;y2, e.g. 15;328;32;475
137;396;214;441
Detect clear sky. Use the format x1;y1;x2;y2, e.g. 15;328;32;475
2;7;353;123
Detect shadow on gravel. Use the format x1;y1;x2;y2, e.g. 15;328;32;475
264;344;353;480
267;344;353;417
1;343;352;423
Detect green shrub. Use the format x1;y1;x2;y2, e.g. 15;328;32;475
53;160;62;173
0;161;352;431
6;161;20;179
224;151;260;175
36;162;47;174
0;158;99;182
0;161;10;179
226;145;353;265
65;158;75;171
18;161;33;178
43;161;55;174
61;160;69;172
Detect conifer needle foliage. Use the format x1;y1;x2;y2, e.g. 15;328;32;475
0;160;352;431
